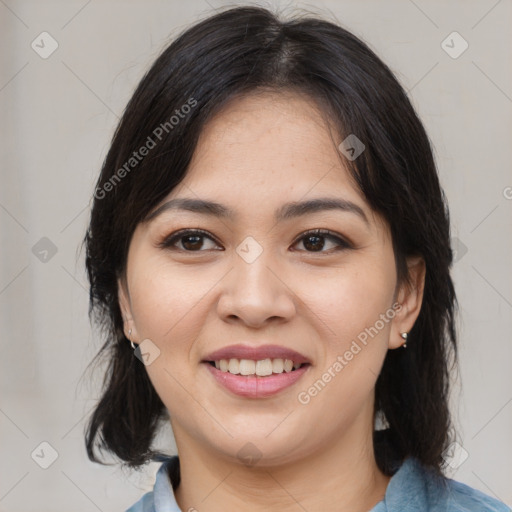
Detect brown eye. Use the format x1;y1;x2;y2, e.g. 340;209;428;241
158;229;221;251
292;229;351;253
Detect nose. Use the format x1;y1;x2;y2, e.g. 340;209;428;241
216;248;297;328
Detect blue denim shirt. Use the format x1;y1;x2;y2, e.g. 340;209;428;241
125;455;510;512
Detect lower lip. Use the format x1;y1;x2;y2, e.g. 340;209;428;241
204;363;310;398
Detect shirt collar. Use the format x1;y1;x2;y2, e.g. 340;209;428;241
374;456;450;511
153;456;181;512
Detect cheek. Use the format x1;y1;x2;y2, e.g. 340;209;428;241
127;257;216;344
294;257;396;412
126;259;215;410
294;268;394;422
298;261;396;346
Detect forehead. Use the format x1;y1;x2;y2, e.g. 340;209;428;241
181;91;363;200
146;90;385;233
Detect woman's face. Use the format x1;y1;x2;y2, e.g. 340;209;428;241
118;91;424;466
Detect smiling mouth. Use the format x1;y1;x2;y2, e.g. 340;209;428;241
207;358;310;377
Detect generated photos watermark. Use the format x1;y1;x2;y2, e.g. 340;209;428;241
297;302;402;405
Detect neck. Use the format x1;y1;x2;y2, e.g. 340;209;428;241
172;413;390;512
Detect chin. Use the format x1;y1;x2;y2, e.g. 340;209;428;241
203;428;312;468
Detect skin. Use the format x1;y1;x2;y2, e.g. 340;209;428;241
118;90;426;512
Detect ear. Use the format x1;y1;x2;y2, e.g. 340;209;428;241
118;276;139;341
389;256;426;349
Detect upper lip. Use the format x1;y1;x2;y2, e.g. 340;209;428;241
203;344;311;364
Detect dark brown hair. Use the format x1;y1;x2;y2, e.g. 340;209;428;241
83;5;458;476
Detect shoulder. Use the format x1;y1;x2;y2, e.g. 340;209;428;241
444;477;510;512
381;457;510;512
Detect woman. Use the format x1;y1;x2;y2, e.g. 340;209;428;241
83;6;509;512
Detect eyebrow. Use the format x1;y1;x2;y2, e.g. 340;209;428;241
145;196;369;226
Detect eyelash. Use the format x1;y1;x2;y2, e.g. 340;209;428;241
157;228;352;254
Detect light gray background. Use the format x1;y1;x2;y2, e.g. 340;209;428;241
1;0;511;510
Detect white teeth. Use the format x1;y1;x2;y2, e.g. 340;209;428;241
283;359;293;373
272;358;284;374
212;357;304;376
228;359;240;374
255;358;273;376
239;359;256;375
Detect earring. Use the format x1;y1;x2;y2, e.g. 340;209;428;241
400;332;408;348
127;329;136;350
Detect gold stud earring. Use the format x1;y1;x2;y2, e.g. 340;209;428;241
400;332;408;348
